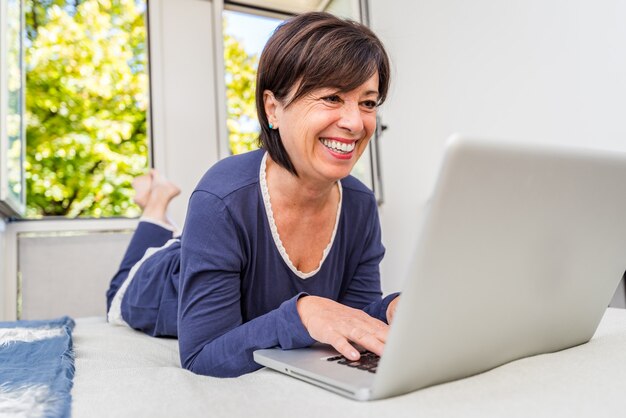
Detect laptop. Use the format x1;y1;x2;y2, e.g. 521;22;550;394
254;135;626;401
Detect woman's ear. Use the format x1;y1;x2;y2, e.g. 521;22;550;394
263;90;280;129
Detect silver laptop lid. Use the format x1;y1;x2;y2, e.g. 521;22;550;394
372;135;626;399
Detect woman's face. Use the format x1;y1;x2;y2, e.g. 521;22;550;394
266;72;379;185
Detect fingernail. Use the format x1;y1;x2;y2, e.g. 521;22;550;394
351;351;359;359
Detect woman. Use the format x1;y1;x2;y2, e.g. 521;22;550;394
106;11;399;378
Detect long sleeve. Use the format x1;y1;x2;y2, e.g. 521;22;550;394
178;191;315;377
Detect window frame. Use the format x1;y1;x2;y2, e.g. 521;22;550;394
0;0;26;218
6;0;154;220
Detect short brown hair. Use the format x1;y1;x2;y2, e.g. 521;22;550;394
256;12;391;176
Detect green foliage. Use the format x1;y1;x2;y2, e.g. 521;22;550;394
24;2;259;217
223;21;260;155
25;0;148;218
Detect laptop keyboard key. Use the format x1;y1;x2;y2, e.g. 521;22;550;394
327;351;380;373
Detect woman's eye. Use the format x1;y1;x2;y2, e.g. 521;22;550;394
361;100;378;110
322;95;341;103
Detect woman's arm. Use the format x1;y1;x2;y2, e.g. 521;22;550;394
178;191;315;377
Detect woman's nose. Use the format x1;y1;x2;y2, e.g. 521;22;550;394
337;102;364;133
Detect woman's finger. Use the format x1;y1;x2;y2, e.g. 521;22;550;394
347;326;386;356
347;315;389;343
330;333;360;360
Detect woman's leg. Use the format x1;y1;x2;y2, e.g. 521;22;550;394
106;222;174;312
120;239;181;337
106;170;181;312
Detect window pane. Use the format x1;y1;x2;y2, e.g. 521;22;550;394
223;10;281;155
24;0;150;218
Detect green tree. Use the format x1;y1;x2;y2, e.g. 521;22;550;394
25;2;259;217
223;21;260;155
25;0;149;217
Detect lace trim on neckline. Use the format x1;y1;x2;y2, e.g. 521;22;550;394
259;152;342;279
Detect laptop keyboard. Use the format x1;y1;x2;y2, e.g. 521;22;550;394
325;351;380;373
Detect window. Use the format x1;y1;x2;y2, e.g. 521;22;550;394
223;9;282;155
22;0;150;219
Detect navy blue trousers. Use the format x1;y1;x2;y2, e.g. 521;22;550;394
106;222;181;337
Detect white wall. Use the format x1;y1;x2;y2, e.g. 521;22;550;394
371;0;626;293
18;229;132;319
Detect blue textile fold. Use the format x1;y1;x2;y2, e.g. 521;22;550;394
0;316;75;418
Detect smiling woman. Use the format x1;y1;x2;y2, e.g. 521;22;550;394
106;11;399;378
256;11;388;178
263;77;379;183
222;1;384;199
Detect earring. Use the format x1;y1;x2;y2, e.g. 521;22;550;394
268;123;274;129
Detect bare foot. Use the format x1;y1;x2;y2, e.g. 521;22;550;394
141;170;181;226
132;171;154;209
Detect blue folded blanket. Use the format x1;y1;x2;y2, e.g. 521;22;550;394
0;316;75;418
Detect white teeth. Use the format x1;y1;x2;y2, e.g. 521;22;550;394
321;139;356;154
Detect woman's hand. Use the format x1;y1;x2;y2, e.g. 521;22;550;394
386;296;400;324
296;295;389;361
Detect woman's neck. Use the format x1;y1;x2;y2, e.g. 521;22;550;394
265;156;338;213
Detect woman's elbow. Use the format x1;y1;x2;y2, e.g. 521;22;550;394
179;350;259;378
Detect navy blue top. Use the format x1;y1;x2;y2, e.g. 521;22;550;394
178;149;396;377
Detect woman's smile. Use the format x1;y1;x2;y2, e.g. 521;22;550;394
319;137;358;160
